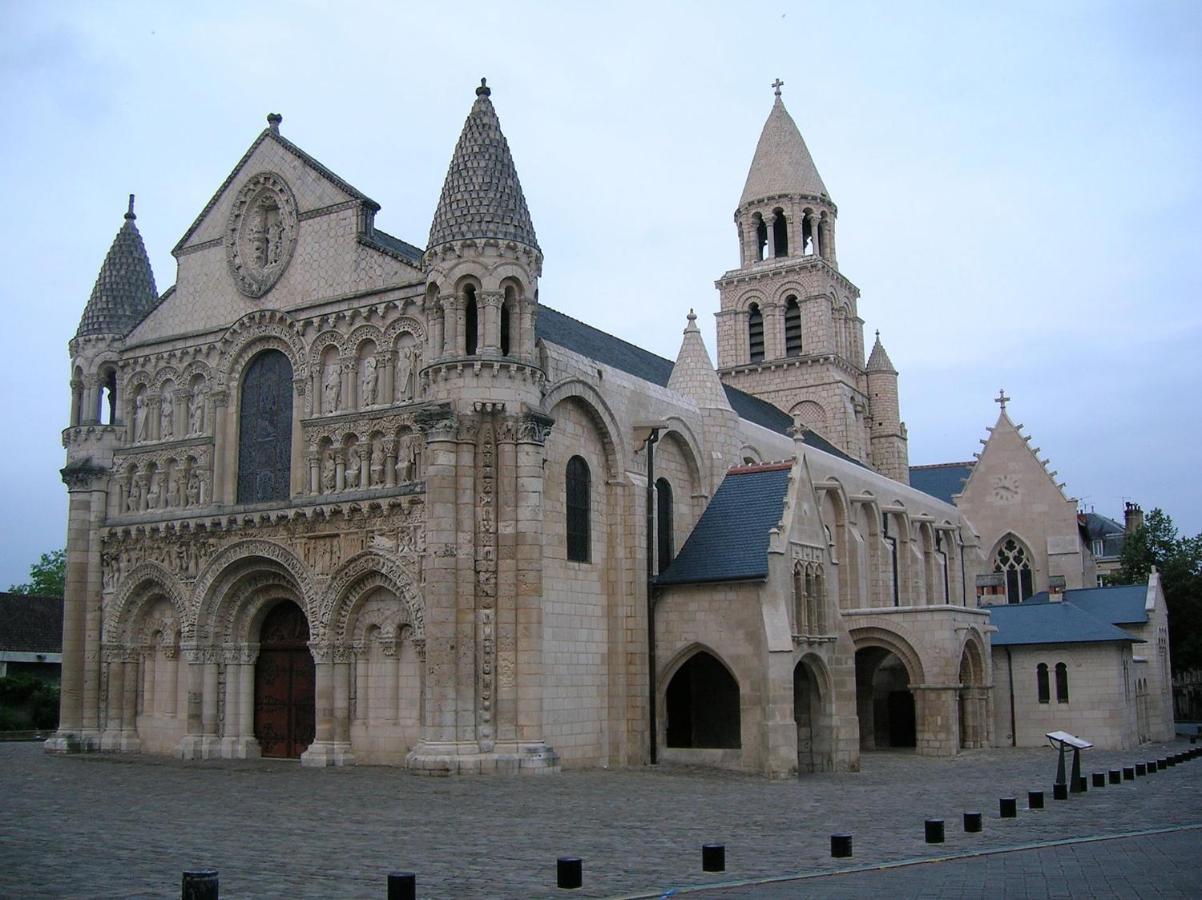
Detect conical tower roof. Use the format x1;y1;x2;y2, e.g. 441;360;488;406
740;92;828;206
428;79;539;251
866;331;896;373
76;195;159;338
667;310;733;411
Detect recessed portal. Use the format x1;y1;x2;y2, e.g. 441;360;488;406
793;659;832;772
855;647;916;749
665;651;741;749
254;601;315;759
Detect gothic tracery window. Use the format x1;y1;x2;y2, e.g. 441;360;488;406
566;455;591;563
993;535;1033;604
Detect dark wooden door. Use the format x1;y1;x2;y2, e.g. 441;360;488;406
254;602;315;758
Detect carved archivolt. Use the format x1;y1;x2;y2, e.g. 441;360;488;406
150;365;180;391
192;538;315;629
105;562;188;642
226;171;299;298
848;624;926;685
346;324;385;355
382;315;426;347
217;310;308;389
320;550;424;643
308;330;346;372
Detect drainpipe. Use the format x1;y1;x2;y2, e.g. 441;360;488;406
642;427;663;765
883;514;899;607
1005;646;1016;747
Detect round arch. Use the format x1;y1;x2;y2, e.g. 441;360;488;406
106;563;188;642
543;380;627;481
849;625;926;685
319;550;425;645
217;309;307;391
192;539;315;640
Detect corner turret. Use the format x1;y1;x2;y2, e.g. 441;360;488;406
866;332;908;483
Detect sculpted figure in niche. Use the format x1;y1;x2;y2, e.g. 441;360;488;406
127;475;143;512
160;388;174;439
165;469;180;508
395;346;413;401
345;446;361;490
134;394;149;442
321;452;336;493
323;364;341;414
360;355;378;407
369;440;384;486
188;387;206;435
397;436;418;483
186;473;200;507
146;472;161;510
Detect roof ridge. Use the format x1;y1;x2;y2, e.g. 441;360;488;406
910;461;976;471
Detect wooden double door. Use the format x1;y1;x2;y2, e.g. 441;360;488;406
254;601;315;759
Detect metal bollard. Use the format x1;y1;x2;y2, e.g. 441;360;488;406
924;819;944;844
999;797;1017;818
1148;760;1158;773
963;811;982;833
387;872;416;900
1052;782;1068;801
1135;763;1147;777
830;833;853;858
1028;790;1045;809
181;869;218;900
1109;769;1122;784
1077;776;1088;793
1123;766;1135;781
1092;772;1105;788
557;857;582;890
702;844;725;873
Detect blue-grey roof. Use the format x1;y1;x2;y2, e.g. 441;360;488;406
1026;584;1149;626
361;228;423;264
535;306;861;464
909;463;974;505
1081;512;1126;558
989;599;1141;647
656;465;791;586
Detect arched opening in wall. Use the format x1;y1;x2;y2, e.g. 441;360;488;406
253;600;315;759
772;208;789;257
500;293;513;356
71;366;84;426
754;214;767;261
665;651;741;749
464;284;479;356
747;303;765;363
794;658;832;772
565;455;591;563
656;477;673;575
1055;662;1069;703
993;535;1034;604
100;367;118;425
802;211;815;255
784;296;802;357
957;640;985;749
237;349;294;505
855;647;915;749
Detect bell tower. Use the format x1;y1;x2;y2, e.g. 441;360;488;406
715;81;906;481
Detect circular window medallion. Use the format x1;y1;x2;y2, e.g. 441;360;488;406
226;171;299;298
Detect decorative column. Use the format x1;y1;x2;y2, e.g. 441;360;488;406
200;651;220;758
482;291;502;353
308;450;320;496
332;647;354;764
384;438;397;488
334;449;346;493
429;300;445;361
81;374;100;425
379;350;395;405
210;391;229;505
220;647;239;757
441;296;457;357
163;645;179;718
177;644;205;758
99;645;123;751
302;644;347;766
519;302;535;362
235;645;260;758
119;650;141;751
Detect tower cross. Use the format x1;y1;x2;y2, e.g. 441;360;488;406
772;78;784;98
995;388;1010;411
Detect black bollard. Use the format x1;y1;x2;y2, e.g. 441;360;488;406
963;812;982;833
1135;763;1147;777
1092;772;1105;788
830;833;853;858
702;844;725;873
1148;760;1158;773
181;869;218;900
1167;756;1177;767
1077;776;1088;793
1000;797;1017;818
1109;769;1122;784
1028;790;1045;809
557;857;582;890
924;819;945;844
1123;766;1135;781
387;872;416;900
1052;782;1068;801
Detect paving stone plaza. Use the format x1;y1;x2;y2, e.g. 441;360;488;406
3;740;1201;898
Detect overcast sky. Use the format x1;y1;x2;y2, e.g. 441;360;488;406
1;1;1199;588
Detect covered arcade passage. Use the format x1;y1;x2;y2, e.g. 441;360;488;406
665;651;741;748
855;647;915;749
794;658;833;772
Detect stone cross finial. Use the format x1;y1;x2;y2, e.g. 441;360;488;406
995;388;1010;410
267;113;282;134
125;194;136;220
772;78;784;98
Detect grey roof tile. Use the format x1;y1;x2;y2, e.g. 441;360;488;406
76;199;159;338
909;462;974;505
1027;585;1149;626
988;599;1139;646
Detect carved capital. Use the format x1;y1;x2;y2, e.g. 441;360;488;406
517;411;555;445
61;458;108;492
414;403;457;441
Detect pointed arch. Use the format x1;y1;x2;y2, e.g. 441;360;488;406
991;532;1034;604
660;644;742;750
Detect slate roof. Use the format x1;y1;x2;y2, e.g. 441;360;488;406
534;306;861;465
1081;512;1126;558
361;228;423;265
1027;585;1149;626
909;462;975;505
988;599;1140;647
428;80;539;251
656;464;791;586
865;333;896;373
740;97;829;206
76;199;159;338
0;594;64;654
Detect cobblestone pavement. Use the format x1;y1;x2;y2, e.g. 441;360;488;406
2;740;1199;899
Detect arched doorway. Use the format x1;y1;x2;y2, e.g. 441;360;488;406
254;601;315;758
793;658;832;772
855;647;915;749
957;639;987;749
665;651;741;749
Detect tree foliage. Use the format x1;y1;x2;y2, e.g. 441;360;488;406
1114;509;1202;673
8;549;66;597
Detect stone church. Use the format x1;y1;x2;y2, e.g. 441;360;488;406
54;77;1125;776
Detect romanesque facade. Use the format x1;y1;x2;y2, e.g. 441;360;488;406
50;81;1028;776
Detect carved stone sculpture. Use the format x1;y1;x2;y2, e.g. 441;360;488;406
321;452;336;493
360;356;378;407
323;364;341;414
160;389;174;439
345;447;361;489
396;346;413;401
146;472;161;510
134;394;149;442
127;476;143;512
188;387;205;435
369;441;384;486
186;473;200;506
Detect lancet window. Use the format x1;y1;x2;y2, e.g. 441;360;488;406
566;455;591;563
993;535;1033;604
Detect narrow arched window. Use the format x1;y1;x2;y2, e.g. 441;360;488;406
237;349;293;504
748;304;764;363
802;213;814;255
1036;663;1050;704
566;455;590;563
656;477;673;575
772;208;788;257
754;215;767;261
1055;662;1069;702
100;368;118;425
463;284;478;356
784;296;802;357
500;293;513;357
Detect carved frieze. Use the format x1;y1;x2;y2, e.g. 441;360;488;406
226;171;299;298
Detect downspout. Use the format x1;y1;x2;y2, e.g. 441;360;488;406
959;535;969;606
644;428;662;765
1005;646;1016;747
883;513;899;607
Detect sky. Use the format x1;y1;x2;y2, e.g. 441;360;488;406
0;1;1199;588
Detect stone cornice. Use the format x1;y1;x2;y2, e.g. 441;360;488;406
715;255;860;297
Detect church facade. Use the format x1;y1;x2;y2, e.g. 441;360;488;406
49;80;1055;776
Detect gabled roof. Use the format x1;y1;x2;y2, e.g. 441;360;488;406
909;462;975;505
428;79;538;251
76;198;159;338
1027;584;1149;626
1080;512;1126;558
657;464;791;586
0;594;63;654
988;598;1140;647
740;96;829;206
534;306;862;464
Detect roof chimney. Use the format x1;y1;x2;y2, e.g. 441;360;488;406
1048;575;1066;602
1124;502;1144;535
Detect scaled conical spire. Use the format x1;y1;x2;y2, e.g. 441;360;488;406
740;91;828;206
76;195;159;338
668;310;733;411
428;79;539;251
866;330;896;373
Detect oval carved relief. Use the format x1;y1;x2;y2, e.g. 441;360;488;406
226;171;299;298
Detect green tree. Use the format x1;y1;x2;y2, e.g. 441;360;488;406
1114;509;1202;673
8;549;66;597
